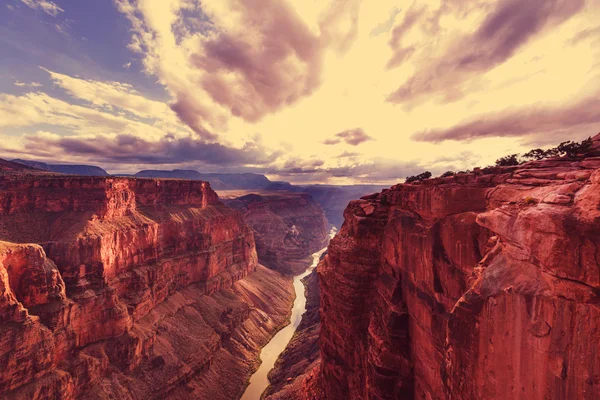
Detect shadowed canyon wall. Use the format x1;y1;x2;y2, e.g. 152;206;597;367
311;134;600;399
222;191;330;275
0;172;294;399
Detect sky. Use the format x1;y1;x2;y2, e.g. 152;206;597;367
0;0;599;184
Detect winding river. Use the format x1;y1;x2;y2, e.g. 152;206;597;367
241;230;335;400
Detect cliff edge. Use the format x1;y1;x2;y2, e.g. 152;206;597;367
313;134;600;399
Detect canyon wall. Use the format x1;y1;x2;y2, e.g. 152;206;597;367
222;191;329;275
0;172;294;399
314;134;600;399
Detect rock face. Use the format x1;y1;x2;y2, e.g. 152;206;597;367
222;191;330;275
314;135;600;399
0;171;294;399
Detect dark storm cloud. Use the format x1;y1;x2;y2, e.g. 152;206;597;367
411;95;600;143
323;128;373;146
18;133;281;166
387;0;585;104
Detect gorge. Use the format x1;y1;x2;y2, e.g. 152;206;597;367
1;134;599;400
0;162;330;399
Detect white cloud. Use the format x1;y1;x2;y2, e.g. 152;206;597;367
14;81;43;88
20;0;64;16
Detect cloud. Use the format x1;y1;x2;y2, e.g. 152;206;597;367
569;26;600;45
40;68;196;137
190;0;323;123
386;5;423;68
9;132;281;167
319;0;363;53
336;151;360;158
411;94;600;143
14;81;43;88
323;128;373;146
20;0;64;16
115;0;329;136
273;158;428;184
386;0;585;104
371;7;401;37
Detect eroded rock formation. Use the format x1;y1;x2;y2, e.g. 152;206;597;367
222;191;329;275
309;134;600;399
0;172;294;399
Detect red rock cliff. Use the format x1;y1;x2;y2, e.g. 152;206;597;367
222;191;330;275
0;173;293;399
316;135;600;399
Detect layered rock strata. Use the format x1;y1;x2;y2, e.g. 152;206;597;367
314;134;600;399
222;191;329;275
0;172;294;399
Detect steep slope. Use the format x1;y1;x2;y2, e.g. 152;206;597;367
0;173;294;399
313;134;600;399
221;191;330;275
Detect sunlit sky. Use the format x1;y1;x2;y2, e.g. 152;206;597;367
0;0;599;184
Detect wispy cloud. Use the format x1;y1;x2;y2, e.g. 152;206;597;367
20;0;64;16
14;81;42;88
412;94;600;143
323;128;373;146
386;0;585;105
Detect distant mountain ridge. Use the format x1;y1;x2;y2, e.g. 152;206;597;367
9;159;390;227
12;159;109;176
134;169;285;190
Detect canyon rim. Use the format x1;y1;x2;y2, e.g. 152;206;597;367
2;1;600;399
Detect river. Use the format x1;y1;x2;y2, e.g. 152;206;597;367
241;229;335;400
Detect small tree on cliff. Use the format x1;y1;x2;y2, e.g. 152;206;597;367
522;137;593;161
406;171;432;183
495;154;520;166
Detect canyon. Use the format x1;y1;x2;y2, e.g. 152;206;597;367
221;191;330;276
2;133;599;400
0;162;328;400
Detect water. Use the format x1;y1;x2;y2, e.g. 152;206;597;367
240;231;335;400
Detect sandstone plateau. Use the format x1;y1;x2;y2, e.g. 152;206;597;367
0;165;295;400
221;191;330;275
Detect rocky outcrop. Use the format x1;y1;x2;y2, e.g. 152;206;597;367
222;191;329;275
313;134;600;399
0;172;295;399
